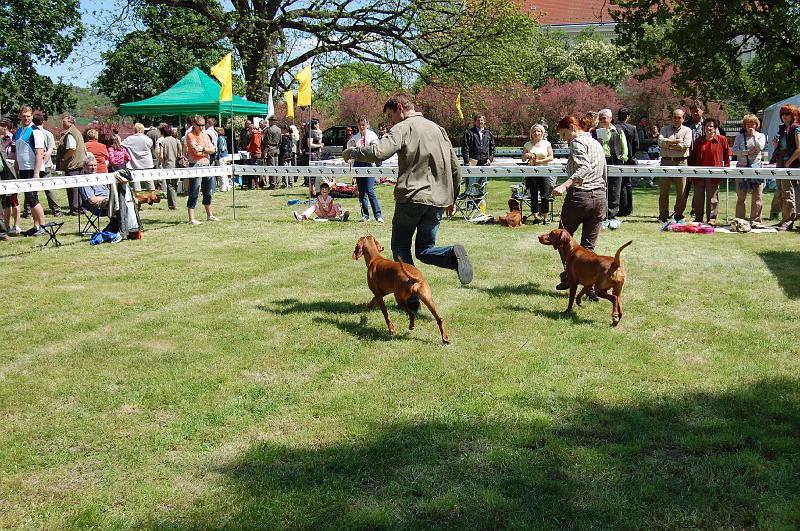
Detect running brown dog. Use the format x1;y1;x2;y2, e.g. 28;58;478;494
353;235;450;344
135;191;162;209
538;228;632;326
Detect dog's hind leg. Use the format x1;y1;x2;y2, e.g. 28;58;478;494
596;290;620;326
415;284;450;344
376;297;396;335
395;294;416;331
612;284;624;325
575;285;591;306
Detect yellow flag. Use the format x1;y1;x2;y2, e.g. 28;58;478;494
456;93;464;120
211;53;233;102
294;65;312;107
284;91;295;118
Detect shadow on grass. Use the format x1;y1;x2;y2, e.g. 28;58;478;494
312;315;427;343
503;305;595;324
151;377;800;529
476;281;558;298
759;251;800;298
258;298;366;315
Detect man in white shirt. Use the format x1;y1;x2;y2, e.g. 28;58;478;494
22;112;62;218
11;106;49;236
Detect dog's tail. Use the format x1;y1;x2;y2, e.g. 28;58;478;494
397;257;422;283
613;240;633;266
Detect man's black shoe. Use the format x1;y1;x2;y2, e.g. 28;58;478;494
586;289;599;301
21;211;30;219
453;244;473;285
556;280;569;290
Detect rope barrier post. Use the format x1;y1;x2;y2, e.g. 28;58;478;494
725;175;730;224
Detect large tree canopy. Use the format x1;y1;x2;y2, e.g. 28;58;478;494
141;0;512;103
610;0;800;110
0;0;84;117
95;3;240;106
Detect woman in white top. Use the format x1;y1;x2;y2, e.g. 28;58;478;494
521;124;554;222
731;114;767;223
348;116;383;222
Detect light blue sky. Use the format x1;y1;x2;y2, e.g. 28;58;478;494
37;0;128;88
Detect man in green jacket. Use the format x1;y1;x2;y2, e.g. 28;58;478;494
343;92;473;291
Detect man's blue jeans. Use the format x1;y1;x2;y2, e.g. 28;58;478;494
391;202;456;270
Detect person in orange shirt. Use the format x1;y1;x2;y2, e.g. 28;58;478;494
184;115;218;225
84;129;109;173
246;122;263;189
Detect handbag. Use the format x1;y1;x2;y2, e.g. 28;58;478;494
177;151;189;168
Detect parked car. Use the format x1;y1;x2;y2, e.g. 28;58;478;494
321;125;356;157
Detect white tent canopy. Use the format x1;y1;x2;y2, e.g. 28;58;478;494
762;93;800;156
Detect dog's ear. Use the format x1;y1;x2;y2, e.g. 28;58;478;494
352;240;363;260
374;238;384;252
557;229;572;248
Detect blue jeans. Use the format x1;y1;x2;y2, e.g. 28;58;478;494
391;202;456;270
355;175;382;220
187;162;213;208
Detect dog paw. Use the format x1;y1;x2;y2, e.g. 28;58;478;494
442;335;451;345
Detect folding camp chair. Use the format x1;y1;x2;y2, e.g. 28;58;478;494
453;176;490;222
511;180;558;224
78;205;103;235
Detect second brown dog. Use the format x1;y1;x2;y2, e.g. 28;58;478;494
353;235;450;344
135;191;162;209
538;228;631;326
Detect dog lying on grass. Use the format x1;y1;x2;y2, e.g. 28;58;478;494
497;198;524;227
538;228;631;327
352;235;450;344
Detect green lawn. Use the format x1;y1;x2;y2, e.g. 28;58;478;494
1;180;799;529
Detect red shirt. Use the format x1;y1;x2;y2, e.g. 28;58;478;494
85;140;110;174
691;134;730;185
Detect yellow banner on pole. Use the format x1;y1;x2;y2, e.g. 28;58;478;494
456;93;464;120
284;91;295;118
211;53;233;102
294;65;312;107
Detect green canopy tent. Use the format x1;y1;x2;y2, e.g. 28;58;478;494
119;67;269;117
120;68;270;220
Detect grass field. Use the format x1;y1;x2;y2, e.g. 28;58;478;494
1;180;799;529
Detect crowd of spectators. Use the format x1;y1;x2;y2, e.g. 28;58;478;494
1;99;799;241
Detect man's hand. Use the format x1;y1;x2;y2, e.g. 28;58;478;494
445;204;455;217
342;149;351;163
552;184;567;196
485;159;491;166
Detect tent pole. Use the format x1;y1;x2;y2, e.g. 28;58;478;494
230;101;236;220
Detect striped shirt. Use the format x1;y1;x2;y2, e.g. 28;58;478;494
567;132;607;190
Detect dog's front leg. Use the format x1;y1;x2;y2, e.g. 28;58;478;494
564;284;577;314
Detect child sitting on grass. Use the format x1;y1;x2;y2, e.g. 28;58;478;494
294;182;350;221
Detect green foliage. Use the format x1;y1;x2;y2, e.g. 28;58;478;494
420;17;633;90
0;0;83;116
314;63;401;117
94;2;241;107
610;0;800;110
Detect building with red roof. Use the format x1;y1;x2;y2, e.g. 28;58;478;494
518;0;619;41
